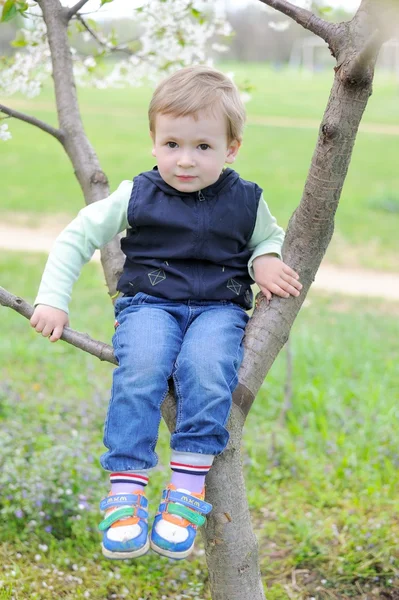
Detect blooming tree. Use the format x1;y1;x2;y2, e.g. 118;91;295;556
1;0;399;599
0;0;232;139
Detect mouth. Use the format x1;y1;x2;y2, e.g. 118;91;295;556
176;175;196;181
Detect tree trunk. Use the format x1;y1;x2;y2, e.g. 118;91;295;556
201;1;394;597
38;0;124;297
27;0;396;598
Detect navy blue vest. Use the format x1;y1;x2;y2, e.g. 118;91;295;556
117;167;262;309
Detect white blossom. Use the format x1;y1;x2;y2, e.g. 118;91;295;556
0;124;12;141
75;0;232;88
0;16;50;98
1;0;233;141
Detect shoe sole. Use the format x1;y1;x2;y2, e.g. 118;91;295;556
150;539;194;560
101;537;150;560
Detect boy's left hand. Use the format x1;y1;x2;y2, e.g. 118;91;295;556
253;255;302;302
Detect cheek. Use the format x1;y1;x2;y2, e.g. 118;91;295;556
158;155;174;170
204;152;226;171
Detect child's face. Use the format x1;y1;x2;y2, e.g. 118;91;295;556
151;109;240;192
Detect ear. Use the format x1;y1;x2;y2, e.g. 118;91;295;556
150;130;156;157
225;139;241;164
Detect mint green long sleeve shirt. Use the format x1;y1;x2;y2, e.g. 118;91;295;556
34;180;285;313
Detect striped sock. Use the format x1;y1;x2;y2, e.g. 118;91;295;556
170;451;214;493
110;471;149;495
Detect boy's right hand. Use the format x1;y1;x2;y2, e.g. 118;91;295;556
30;305;69;343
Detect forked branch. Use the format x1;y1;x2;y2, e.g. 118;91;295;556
76;15;134;56
346;29;385;81
67;0;91;20
258;0;334;46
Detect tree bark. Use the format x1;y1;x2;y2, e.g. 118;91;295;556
37;0;124;297
3;0;395;598
201;2;392;598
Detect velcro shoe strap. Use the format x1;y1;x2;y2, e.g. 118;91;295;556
137;507;148;519
168;503;206;527
98;506;134;531
168;491;212;515
100;493;148;511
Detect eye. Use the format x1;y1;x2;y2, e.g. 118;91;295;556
198;143;210;151
166;141;178;149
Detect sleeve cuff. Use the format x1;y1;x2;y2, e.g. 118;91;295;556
34;294;70;315
248;243;283;280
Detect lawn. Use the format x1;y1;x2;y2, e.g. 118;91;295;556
1;61;399;599
1;251;399;599
1;64;399;270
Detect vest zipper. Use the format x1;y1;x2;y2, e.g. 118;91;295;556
196;190;206;297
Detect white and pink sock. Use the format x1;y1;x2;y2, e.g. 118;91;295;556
156;451;214;543
110;471;149;495
106;471;149;543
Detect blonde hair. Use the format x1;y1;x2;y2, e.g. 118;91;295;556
148;65;246;143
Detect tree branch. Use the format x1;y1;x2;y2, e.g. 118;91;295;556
67;0;91;20
258;0;334;46
0;104;64;143
0;287;116;365
346;29;384;81
77;15;133;56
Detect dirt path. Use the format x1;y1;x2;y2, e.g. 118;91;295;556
250;115;399;136
1;224;399;301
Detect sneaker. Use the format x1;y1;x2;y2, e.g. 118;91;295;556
150;484;212;560
99;490;150;559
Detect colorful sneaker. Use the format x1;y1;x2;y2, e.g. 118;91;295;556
99;490;150;559
150;484;212;560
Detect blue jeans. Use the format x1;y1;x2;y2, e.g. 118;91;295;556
100;293;249;472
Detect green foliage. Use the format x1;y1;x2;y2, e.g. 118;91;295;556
10;29;27;47
191;7;206;24
1;252;399;597
0;0;28;22
0;58;398;596
1;64;398;270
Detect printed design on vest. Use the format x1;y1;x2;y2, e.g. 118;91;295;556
148;269;166;286
227;278;242;295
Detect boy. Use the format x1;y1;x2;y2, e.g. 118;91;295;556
30;66;302;560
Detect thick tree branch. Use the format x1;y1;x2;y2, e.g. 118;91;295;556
0;104;64;143
0;287;117;365
39;0;123;297
346;29;384;81
67;0;91;20
258;0;334;46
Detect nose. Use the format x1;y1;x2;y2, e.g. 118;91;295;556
177;151;195;168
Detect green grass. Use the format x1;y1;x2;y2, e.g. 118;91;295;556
1;251;399;598
1;64;399;270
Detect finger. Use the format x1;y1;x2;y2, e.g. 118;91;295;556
41;324;54;338
260;287;272;301
280;275;302;294
49;326;63;342
269;284;290;299
30;314;39;327
281;272;302;290
283;265;300;279
285;284;301;297
34;318;45;333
